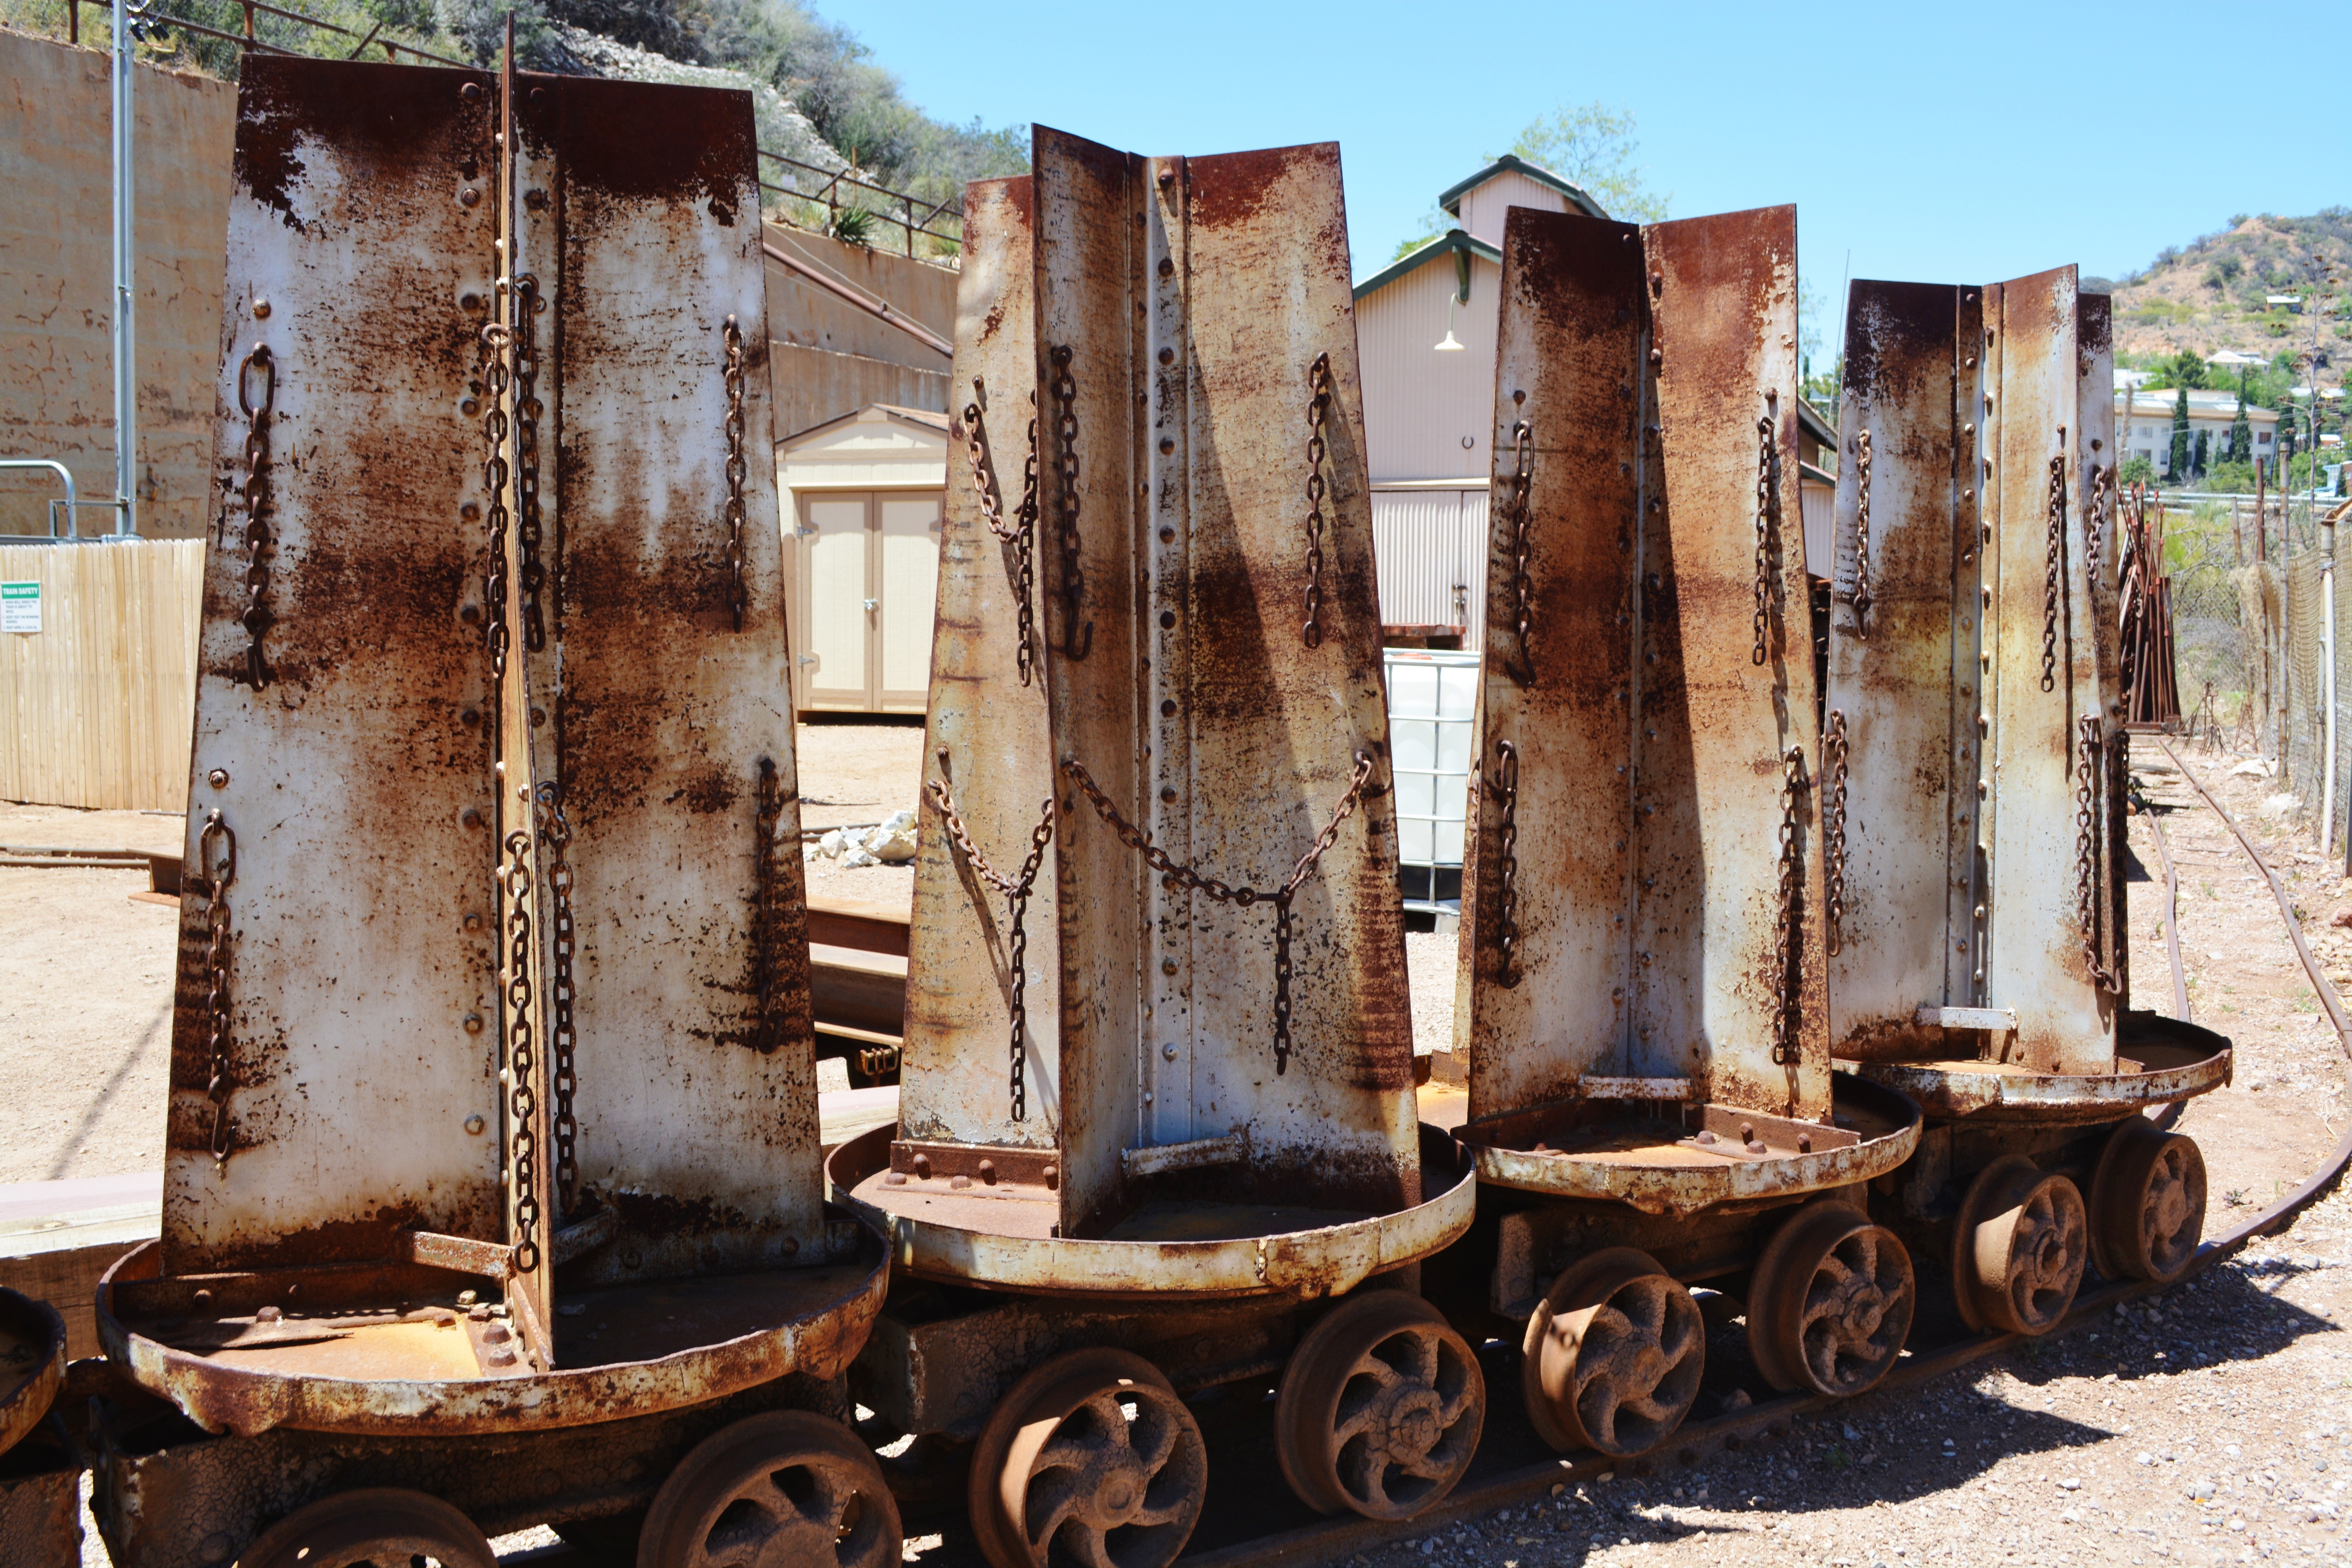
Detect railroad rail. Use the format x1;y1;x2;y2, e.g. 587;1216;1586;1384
1163;738;2350;1568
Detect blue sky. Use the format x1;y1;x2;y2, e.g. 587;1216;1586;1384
833;0;2342;359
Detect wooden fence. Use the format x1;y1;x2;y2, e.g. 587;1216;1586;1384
0;538;203;811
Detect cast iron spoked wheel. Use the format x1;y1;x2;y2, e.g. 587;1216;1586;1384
1952;1154;2090;1336
1520;1247;1704;1459
2091;1118;2208;1284
966;1346;1208;1568
238;1488;497;1568
1273;1290;1485;1520
1746;1200;1916;1397
636;1410;902;1568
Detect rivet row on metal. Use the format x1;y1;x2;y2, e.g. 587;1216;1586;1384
232;343;277;690
925;759;1055;1119
1062;751;1376;1076
958;379;1038;685
199;809;239;1168
1300;351;1332;650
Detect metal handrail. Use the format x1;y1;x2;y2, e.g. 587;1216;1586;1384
0;459;120;544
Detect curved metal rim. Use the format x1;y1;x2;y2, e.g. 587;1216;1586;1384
1465;1078;1924;1216
96;1204;893;1439
826;1124;1478;1300
0;1286;68;1459
1837;1032;2232;1123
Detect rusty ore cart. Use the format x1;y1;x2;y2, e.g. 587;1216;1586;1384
83;53;895;1568
0;1288;76;1567
1433;205;1925;1463
825;129;1482;1567
1823;274;2229;1334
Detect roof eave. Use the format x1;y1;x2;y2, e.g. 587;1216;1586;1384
1353;229;1503;302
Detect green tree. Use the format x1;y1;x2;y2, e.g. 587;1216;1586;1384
2169;385;2193;479
2120;454;2157;487
1503;102;1670;223
2227;377;2253;463
2192;428;2210;476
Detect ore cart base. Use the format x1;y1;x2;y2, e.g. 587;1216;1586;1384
829;1124;1484;1566
0;1289;78;1568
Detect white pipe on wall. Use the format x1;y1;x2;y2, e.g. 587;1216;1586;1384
111;0;136;536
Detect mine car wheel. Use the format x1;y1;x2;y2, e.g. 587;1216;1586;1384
967;1347;1207;1568
2091;1118;2207;1284
240;1488;496;1568
1953;1154;2089;1336
1273;1289;1485;1520
636;1411;902;1568
1746;1200;1916;1397
1520;1247;1704;1459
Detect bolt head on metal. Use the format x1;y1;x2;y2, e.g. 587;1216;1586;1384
1162;1043;1178;1060
464;1114;486;1134
207;768;229;789
463;1012;484;1034
458;187;481;208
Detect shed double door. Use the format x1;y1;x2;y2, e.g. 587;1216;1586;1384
796;489;940;712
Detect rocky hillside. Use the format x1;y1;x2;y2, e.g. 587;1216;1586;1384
2099;209;2350;360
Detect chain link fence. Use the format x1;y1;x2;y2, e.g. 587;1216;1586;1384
2163;494;2352;853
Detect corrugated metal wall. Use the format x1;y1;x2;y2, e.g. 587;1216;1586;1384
1356;254;1503;483
1453;169;1573;246
1371;488;1489;652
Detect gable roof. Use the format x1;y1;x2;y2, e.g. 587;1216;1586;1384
775;400;950;451
1353;228;1503;303
1437;154;1609;221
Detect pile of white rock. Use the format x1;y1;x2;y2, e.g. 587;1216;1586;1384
807;808;918;868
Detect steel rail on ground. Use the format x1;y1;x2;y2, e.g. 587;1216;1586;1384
1178;738;2348;1568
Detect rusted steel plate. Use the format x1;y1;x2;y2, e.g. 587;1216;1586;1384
0;1289;65;1459
169;56;504;1272
507;73;821;1292
1462;1076;1919;1217
98;1210;887;1437
1455;207;1642;1120
1842;1012;2227;1122
1461;205;1824;1134
1033;128;1418;1236
901;174;1065;1155
1983;267;2114;1072
0;1440;80;1564
827;1124;1471;1300
1822;281;1981;1058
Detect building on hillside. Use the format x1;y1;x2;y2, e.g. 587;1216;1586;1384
2114;386;2279;475
1353;157;1838;649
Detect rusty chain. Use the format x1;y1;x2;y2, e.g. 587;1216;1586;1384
723;314;750;632
535;780;578;1214
198;810;238;1169
479;312;514;677
1771;746;1806;1066
2074;715;2117;993
1501;419;1537;687
1850;429;1874;632
2040;451;2067;693
958;381;1038;685
1048;345;1091;659
501;826;542;1274
1822;709;1849;957
1062;751;1376;1075
233;344;276;691
1750;404;1778;666
1489;739;1522;988
513;275;545;653
926;760;1055;1120
1301;352;1332;649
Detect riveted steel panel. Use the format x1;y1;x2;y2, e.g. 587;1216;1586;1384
511;73;820;1289
901;175;1063;1152
1034;128;1417;1233
1457;206;1644;1118
1823;280;1976;1058
167;56;504;1273
1983;267;2114;1072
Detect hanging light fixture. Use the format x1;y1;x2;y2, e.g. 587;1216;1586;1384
1434;292;1465;352
1434;241;1468;351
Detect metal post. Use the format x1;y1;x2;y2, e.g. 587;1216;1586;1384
2324;510;2338;852
111;0;136;536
